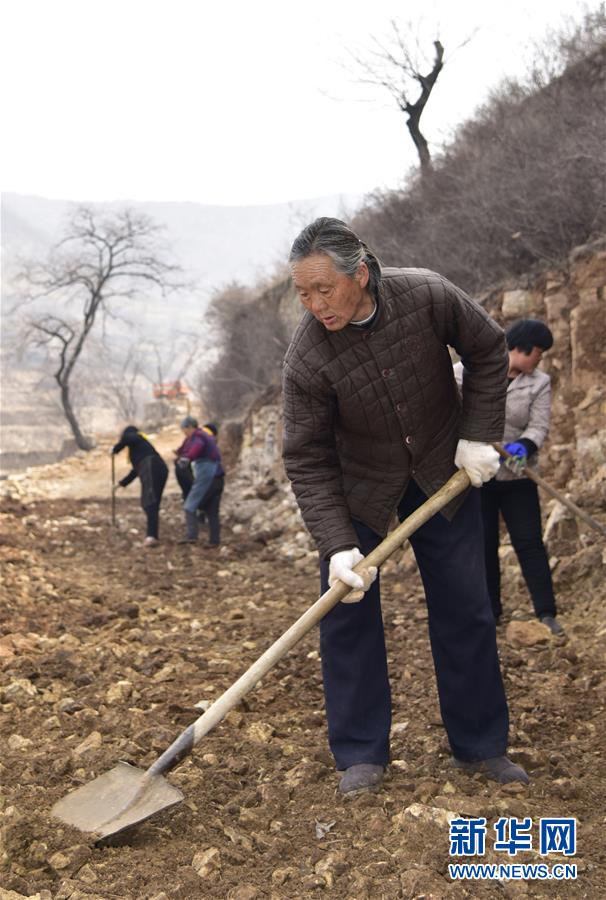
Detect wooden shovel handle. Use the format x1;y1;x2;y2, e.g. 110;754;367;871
492;443;606;536
111;455;117;527
147;469;471;777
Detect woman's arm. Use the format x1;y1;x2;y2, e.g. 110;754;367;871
282;365;359;560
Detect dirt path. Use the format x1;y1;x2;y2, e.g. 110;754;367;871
1;452;605;899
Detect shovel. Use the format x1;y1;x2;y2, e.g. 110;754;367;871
493;442;606;536
52;469;470;842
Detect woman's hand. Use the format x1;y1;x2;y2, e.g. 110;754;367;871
329;548;378;603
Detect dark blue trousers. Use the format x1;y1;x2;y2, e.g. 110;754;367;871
481;477;556;619
319;480;509;769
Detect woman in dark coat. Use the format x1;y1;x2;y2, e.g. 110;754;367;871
112;426;168;547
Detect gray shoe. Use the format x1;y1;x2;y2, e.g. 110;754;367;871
452;755;529;784
339;763;384;795
539;615;565;636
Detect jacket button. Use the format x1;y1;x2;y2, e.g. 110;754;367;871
396;402;402;412
405;435;412;444
382;368;391;377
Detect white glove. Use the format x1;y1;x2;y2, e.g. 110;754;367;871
454;439;500;487
328;548;378;604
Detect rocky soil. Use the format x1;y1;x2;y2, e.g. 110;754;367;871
0;435;605;900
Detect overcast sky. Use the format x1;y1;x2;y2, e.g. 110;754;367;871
1;0;597;206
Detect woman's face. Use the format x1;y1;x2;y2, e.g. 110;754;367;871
291;253;374;331
509;346;544;375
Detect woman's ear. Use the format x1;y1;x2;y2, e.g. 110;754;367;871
356;261;370;289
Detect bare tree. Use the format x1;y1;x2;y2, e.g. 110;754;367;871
17;207;181;449
140;336;200;388
201;279;292;419
353;17;606;292
352;20;447;173
99;343;147;422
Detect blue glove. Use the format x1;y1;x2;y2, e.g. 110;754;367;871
503;442;528;473
504;442;528;459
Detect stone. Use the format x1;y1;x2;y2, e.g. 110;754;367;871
271;866;298;885
246;721;275;743
192;847;221;879
300;874;326;890
314;850;348;887
508;747;544;769
105;680;133;704
391;721;409;734
7;735;33;751
72;731;102;756
226;886;260;900
47;844;91;873
506;620;551;647
284;758;326;788
57;698;84;714
392;802;458;830
502;289;533;317
2;679;37;705
1;892;51;900
223;825;253;852
76;863;98;883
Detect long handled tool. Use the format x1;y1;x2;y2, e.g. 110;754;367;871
493;443;606;537
52;469;471;842
110;454;117;528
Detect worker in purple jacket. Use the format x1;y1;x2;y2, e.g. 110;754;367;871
174;417;222;545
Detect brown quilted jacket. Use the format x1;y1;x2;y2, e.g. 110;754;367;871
282;267;508;560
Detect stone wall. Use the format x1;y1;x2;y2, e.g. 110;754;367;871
483;236;606;506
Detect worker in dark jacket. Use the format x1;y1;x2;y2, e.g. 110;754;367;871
112;426;168;547
282;217;529;795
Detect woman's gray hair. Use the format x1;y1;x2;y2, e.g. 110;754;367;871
181;416;198;429
289;217;382;299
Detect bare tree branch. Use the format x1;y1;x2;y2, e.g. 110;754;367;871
349;19;450;173
14;206;184;450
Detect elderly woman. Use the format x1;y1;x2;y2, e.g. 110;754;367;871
282;217;529;795
477;319;562;635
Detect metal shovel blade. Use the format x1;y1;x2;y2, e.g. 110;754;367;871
51;761;184;840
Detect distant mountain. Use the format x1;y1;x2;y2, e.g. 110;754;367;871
1;190;362;301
